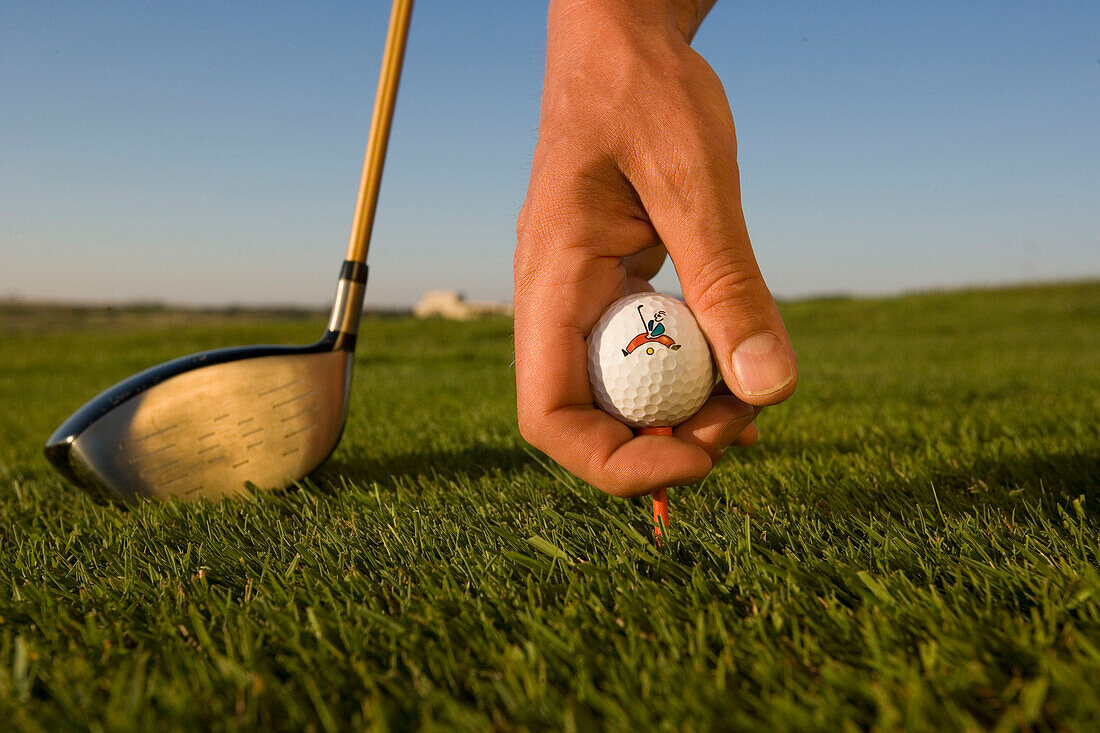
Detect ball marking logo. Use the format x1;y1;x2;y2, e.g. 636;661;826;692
622;304;682;356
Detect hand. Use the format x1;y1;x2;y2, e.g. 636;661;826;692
514;0;797;497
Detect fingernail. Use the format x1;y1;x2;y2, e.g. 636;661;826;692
731;332;795;397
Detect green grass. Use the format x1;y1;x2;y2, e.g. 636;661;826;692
1;282;1098;731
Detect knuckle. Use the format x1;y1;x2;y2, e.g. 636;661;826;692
515;204;529;242
513;239;534;282
512;216;549;293
513;242;556;301
690;258;766;320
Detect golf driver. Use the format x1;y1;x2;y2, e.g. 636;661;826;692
44;0;415;501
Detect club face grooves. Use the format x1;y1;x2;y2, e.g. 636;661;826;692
44;263;369;502
46;343;355;502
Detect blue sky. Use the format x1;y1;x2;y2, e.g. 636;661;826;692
2;1;1097;307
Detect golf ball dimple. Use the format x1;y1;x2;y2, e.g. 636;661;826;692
587;293;715;428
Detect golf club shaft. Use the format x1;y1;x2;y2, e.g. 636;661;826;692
327;0;413;344
346;0;414;265
639;426;672;541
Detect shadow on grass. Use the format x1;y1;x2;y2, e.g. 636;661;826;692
755;441;1100;521
924;449;1100;517
317;443;538;489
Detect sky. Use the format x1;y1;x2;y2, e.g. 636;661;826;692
2;1;1098;308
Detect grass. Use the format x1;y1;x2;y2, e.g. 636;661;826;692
1;281;1098;730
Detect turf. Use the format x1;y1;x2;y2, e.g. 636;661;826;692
1;282;1098;731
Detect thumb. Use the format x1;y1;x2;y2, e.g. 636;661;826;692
632;144;797;407
675;217;798;406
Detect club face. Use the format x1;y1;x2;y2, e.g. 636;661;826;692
45;343;353;502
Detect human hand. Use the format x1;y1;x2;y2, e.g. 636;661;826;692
514;0;796;497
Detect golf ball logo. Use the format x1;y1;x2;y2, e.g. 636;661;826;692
588;293;715;428
622;304;682;356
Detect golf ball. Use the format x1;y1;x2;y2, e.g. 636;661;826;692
587;293;715;428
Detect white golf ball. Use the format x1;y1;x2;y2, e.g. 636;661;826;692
587;293;715;428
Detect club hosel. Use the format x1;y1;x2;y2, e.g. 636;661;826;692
326;261;369;349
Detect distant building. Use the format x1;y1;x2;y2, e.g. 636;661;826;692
413;290;513;320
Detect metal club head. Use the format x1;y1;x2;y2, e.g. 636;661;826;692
44;262;367;502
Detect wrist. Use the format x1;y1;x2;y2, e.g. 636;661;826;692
536;0;719;159
549;0;714;44
543;0;701;105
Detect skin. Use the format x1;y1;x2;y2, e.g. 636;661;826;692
515;0;798;498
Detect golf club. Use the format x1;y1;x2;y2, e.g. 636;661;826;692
43;0;415;501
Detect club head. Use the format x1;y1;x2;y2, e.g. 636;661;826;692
44;337;354;502
45;261;368;502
